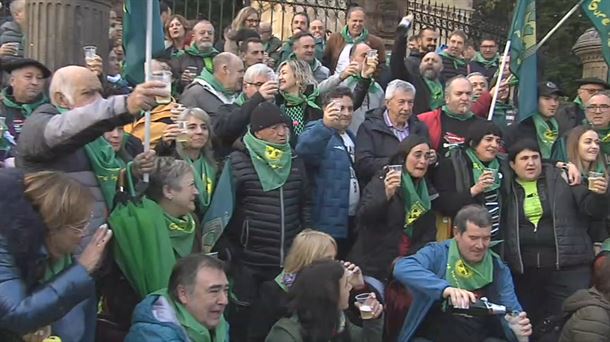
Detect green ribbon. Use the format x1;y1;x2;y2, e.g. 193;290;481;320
243;130;292;191
340;25;369;45
186;156;216;211
42;255;72;283
532;113;559;159
473;52;499;69
401;172;431;238
442;105;474;121
83;136;127;208
465;148;501;191
345;75;383;95
440;50;467;69
424;78;444;109
445;238;494;291
157;289;229;342
164;212;197;258
516;179;543;230
234;92;248;106
195;67;236;98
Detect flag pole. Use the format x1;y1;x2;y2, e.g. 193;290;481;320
534;0;585;52
143;0;153;183
487;41;512;121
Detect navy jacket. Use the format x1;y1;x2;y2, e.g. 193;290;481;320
296;120;356;239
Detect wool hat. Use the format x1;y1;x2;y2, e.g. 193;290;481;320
250;102;288;132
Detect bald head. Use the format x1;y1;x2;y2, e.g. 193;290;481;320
50;66;102;108
349;42;371;64
213;52;245;91
419;52;442;80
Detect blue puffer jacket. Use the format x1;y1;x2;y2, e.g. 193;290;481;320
296;120;355;238
393;240;523;342
0;169;96;341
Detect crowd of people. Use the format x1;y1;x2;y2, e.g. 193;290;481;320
0;0;609;341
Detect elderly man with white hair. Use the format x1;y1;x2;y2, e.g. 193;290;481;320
17;65;166;251
355;79;430;185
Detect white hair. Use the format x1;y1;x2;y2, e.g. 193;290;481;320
10;0;25;15
49;70;77;107
244;63;275;83
385;80;416;101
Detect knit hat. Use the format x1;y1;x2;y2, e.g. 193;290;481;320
465;120;503;147
250;102;288;132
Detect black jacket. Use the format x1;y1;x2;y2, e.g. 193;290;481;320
349;172;438;282
247;280;289;342
440;54;469;83
504;115;568;163
225;147;312;267
556;102;585;134
355;107;430;186
502;165;609;274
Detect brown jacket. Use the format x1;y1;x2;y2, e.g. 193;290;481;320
323;30;386;75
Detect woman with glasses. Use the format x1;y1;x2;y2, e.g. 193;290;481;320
0;169;112;341
224;7;260;54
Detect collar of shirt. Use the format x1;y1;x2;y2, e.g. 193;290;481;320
383;109;409;140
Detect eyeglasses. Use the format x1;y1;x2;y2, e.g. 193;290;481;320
586;104;610;112
246;81;265;87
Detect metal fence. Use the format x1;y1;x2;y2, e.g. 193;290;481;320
169;0;241;35
405;0;507;47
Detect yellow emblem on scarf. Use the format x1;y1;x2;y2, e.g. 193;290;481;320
543;130;557;143
265;146;283;165
455;259;472;278
406;202;426;225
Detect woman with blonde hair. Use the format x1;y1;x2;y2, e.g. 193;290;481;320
0;169;112;341
247;229;365;342
224;6;260;54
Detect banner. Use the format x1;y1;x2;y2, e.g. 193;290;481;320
509;0;538;121
581;0;610;68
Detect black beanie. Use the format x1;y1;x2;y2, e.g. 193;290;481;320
250;102;288;132
464;120;503;147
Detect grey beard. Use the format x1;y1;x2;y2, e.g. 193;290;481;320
197;42;213;51
421;69;438;80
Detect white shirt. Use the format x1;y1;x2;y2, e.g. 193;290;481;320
335;44;353;75
340;133;360;216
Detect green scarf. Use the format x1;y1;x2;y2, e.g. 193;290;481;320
532;113;559;159
442;105;474;121
424;78;444;109
573;96;585;111
195;68;236;98
473;52;499;69
243;130;292;191
187;156;216;211
445;238;494;290
440;50;467;69
157;289;229;342
84;136;127;208
465;148;501;191
516;179;543;230
401;172;431;238
340;25;369;45
42;255;72;283
185;45;218;73
281;89;321;110
1;88;48;119
346;75;383;95
234;92;248;106
164;212;196;258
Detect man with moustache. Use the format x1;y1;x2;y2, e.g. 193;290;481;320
172;20;219;91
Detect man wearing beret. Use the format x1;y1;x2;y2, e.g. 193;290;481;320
0;58;51;163
556;77;610;132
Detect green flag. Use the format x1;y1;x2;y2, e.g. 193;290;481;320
581;0;610;68
200;160;236;254
122;0;166;85
509;0;538;122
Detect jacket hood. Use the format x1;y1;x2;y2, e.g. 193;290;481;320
563;288;610;314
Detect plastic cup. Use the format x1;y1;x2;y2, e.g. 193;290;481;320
367;49;378;58
171;104;186;121
386;164;403;174
176;120;190;143
83;45;97;60
185;66;199;77
10;42;19;56
151;70;172;104
484;168;497;182
355;293;375;320
588;171;605;191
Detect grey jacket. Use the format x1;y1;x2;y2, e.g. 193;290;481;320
16;97;133;251
560;288;610;342
180;79;236;125
0;21;23;57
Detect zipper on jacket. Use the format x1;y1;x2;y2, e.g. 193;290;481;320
513;187;524;273
280;186;286;267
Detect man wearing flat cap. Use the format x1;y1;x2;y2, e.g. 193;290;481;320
222;101;311;340
0;58;51;163
556;77;610;132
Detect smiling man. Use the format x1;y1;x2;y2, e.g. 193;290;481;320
126;254;230;342
439;30;468;83
393;205;532;342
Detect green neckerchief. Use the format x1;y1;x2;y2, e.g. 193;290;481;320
83;136;127;208
602;238;610;253
516;179;543;230
164;212;196;258
445;238;494;290
186;156;216;210
234;92;248;106
157;289;229;342
42;255;72;283
340;25;369;45
595;127;610;156
1;88;48;118
185;45;218;70
473;52;499;69
442;105;474;121
242;130;292;191
195;67;236;97
346;75;383;95
424;78;444;109
532;113;559;159
439;50;467;69
465;148;501;191
573;96;585;111
280;89;321;110
401;172;431;238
